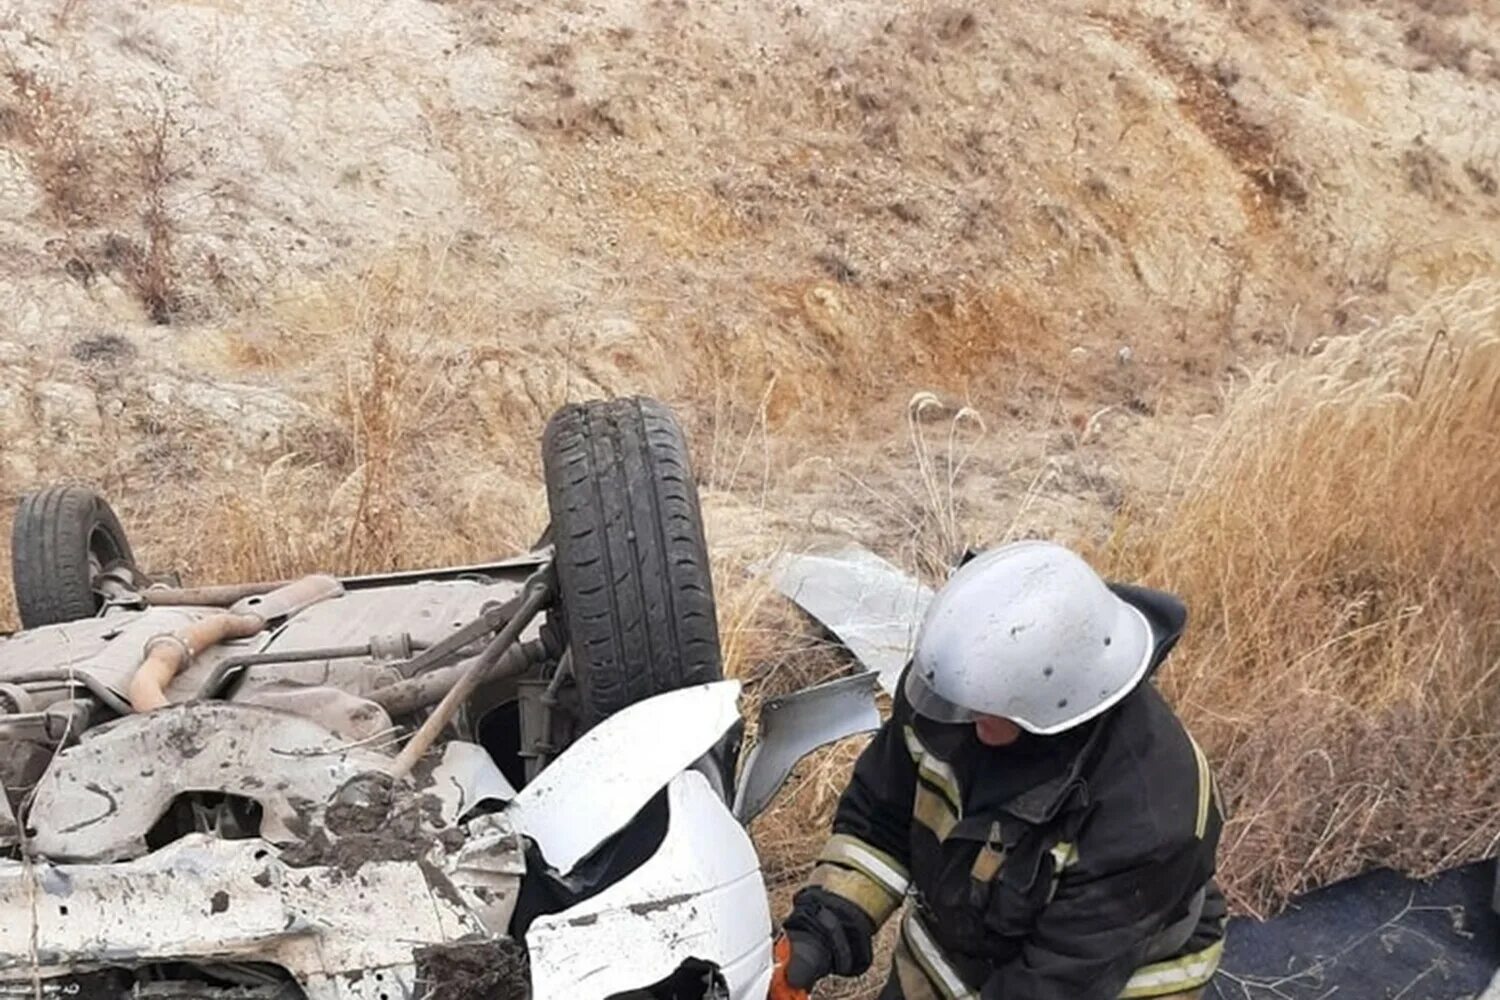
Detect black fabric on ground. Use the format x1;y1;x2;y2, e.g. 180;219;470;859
1214;861;1499;999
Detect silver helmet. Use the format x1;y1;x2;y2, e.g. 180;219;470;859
905;541;1156;734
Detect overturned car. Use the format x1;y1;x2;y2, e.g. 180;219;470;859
0;397;880;1000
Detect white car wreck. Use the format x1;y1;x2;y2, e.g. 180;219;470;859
0;397;881;1000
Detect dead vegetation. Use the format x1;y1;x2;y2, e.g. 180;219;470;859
0;64;113;225
1099;280;1500;914
0;60;183;322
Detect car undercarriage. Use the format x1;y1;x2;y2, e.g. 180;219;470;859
0;397;882;1000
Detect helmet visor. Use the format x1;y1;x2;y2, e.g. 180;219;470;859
903;664;976;724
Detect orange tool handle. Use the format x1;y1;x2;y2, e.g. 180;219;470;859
769;936;811;1000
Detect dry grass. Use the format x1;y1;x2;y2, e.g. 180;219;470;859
1098;280;1500;916
75;256;558;595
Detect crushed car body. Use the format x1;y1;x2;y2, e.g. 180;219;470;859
0;397;882;1000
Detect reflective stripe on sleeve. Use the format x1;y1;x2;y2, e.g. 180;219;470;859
810;863;905;925
811;834;909;925
1119;939;1224;998
819;833;910;896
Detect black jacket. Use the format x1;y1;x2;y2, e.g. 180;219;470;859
789;584;1225;999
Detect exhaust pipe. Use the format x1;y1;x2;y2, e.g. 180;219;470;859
128;613;267;712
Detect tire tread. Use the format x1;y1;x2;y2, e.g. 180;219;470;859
542;397;722;728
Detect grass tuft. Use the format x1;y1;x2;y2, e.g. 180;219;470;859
1099;280;1500;915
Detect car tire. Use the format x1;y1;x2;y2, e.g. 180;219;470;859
11;486;135;628
542;397;723;730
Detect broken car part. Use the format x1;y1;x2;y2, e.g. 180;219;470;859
390;565;553;778
517;648;574;781
366;640;548;717
527;770;774;1000
732;672;882;823
0;833;509;1000
506;680;744;875
761;546;934;695
389;594;525;679
430;740;520;822
27;702;392;862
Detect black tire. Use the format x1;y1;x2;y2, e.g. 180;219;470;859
542;397;722;730
11;486;135;628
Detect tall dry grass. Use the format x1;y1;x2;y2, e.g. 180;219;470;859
1101;280;1500;915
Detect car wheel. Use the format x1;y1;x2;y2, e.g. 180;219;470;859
11;486;135;628
542;397;723;731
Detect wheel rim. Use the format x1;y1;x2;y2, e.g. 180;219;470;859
87;525;126;608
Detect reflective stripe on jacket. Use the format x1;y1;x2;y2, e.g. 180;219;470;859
801;584;1226;1000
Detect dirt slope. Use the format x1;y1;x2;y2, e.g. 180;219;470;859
3;0;1497;489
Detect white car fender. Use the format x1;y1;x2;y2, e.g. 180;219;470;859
526;768;773;1000
506;680;742;874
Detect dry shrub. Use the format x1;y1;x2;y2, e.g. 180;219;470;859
1;65;181;320
0;64;107;224
1100;280;1500;916
123;110;181;324
131;255;556;587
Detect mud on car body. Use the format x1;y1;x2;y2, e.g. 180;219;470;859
0;398;881;1000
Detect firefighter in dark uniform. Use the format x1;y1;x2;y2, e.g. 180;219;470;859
770;541;1225;1000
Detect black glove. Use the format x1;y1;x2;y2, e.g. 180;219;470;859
782;928;833;990
782;887;878;988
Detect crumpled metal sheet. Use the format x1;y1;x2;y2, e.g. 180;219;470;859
505;681;743;875
0;834;490;1000
27;702;391;862
761;546;933;695
527;769;773;1000
732;672;881;823
448;812;527;935
430;739;518;824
